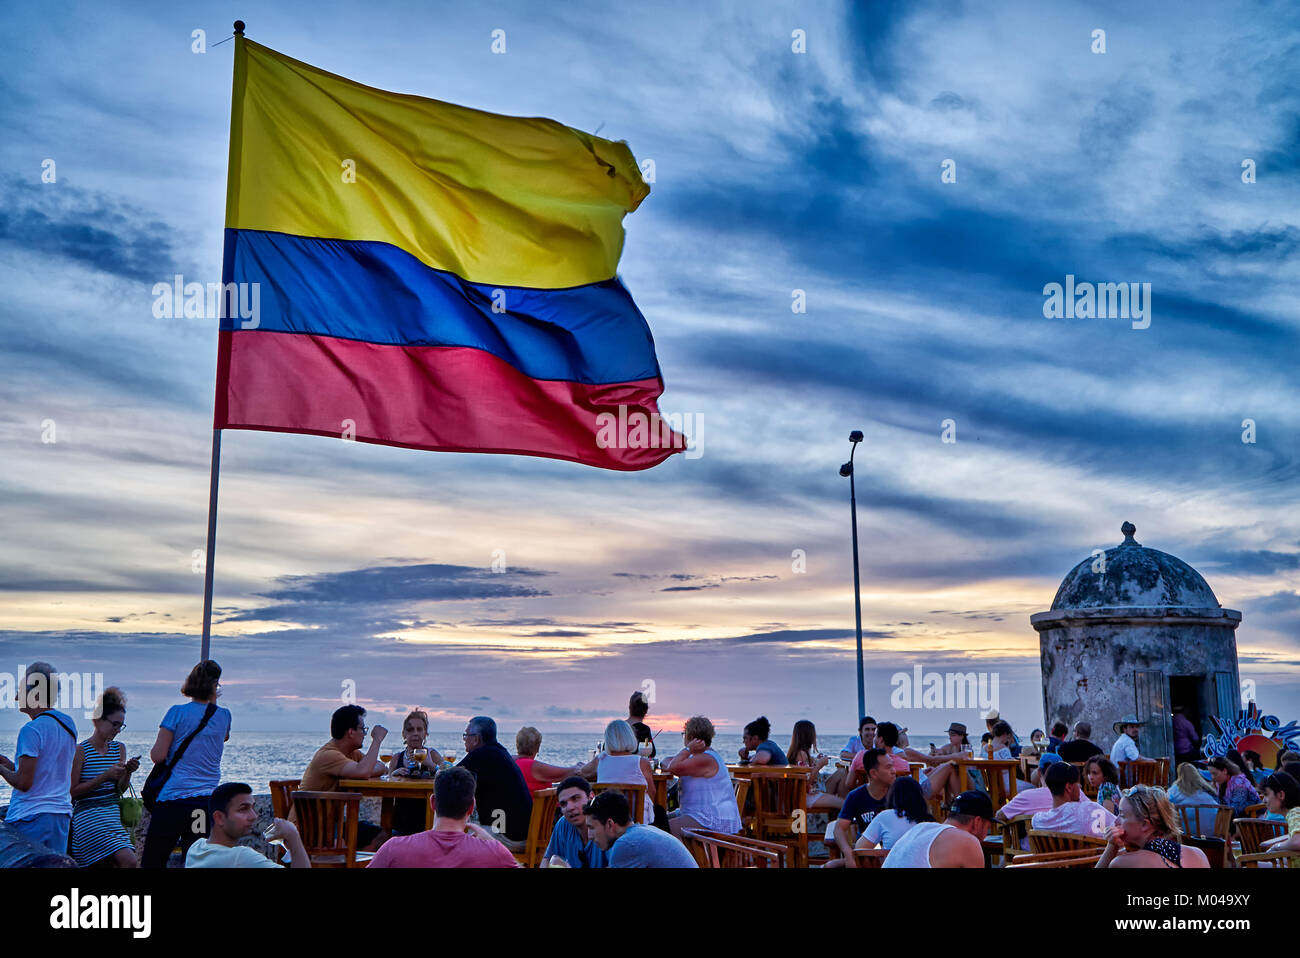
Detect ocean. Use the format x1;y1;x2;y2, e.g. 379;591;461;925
0;729;953;804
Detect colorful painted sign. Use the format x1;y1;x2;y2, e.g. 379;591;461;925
1202;703;1300;766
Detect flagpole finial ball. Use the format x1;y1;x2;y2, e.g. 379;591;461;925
234;21;246;35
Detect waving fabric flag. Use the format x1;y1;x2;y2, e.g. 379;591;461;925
214;38;685;470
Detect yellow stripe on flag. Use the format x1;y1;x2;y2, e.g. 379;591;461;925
226;39;650;288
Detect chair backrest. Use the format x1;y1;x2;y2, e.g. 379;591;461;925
290;791;362;865
1155;758;1170;787
681;828;784;868
269;779;301;820
908;763;924;782
1119;760;1160;788
514;787;557;868
732;777;751;832
591;782;646;824
749;768;812;866
1000;814;1035;861
852;847;889;868
1005;849;1103;869
1181;835;1229;869
1176;803;1234;841
1026;829;1108;854
1241;803;1267;819
1233;817;1284;855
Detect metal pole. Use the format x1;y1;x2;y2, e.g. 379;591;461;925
849;457;864;719
200;428;222;661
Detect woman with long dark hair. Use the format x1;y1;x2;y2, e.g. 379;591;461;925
787;720;842;811
854;775;932;851
141;660;231;868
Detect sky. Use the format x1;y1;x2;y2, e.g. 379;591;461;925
1;0;1298;742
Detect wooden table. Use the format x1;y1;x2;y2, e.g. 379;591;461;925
652;770;673;809
338;777;437;831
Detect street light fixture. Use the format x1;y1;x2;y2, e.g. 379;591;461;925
840;430;866;720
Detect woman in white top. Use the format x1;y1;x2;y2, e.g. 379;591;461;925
855;775;931;851
582;720;655;824
662;715;742;837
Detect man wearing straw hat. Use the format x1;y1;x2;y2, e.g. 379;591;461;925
1110;716;1150;764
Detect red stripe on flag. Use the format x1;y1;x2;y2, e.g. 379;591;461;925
215;330;686;471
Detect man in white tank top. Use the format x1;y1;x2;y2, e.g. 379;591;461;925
882;790;995;868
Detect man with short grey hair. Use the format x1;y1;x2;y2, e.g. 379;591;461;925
458;715;532;843
1057;721;1103;763
0;663;78;854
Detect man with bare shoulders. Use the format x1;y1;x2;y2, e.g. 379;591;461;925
1096;785;1209;869
882;790;995;868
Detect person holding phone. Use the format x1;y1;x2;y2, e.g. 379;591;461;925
69;686;140;867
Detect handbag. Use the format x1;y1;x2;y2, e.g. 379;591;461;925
141;703;218;810
119;782;144;830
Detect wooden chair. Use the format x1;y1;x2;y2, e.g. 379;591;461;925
591;782;647;824
1176;803;1234;842
1027;829;1108;854
1241;803;1267;819
1119;760;1160;788
1005;848;1103;868
1233;817;1284;866
908;762;924;782
290;791;372;868
956;759;1020;813
269;779;301;820
1236;847;1300;868
732;777;752;836
1155;758;1170;787
749;767;813;867
512;787;557;868
1000;813;1035;864
851;847;889;868
681;828;785;868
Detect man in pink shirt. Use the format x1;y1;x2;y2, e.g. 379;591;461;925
367;767;520;868
1030;761;1114;840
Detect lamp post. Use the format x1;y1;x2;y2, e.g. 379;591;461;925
840;430;866;721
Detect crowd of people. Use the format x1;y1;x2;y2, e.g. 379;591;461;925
3;660;1299;869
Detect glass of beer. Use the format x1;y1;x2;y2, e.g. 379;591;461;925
380;753;393;764
412;747;428;768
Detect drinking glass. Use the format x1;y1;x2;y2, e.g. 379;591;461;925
263;822;285;847
413;747;428;766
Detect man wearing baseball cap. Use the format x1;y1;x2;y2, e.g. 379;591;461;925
882;790;996;868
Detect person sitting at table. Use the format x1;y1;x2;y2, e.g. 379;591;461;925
585;791;697;868
1209;756;1259;815
839;716;876;762
1096;785;1209;868
1110;717;1149;764
984;708;1020;757
515;726;581;794
367;767;520;868
543;777;607;868
1166;761;1222;836
997;751;1059;825
1031;761;1114;839
1258;771;1300;865
787;720;843;811
846;721;909;790
1047;721;1069;754
294;705;388;851
824;748;895;868
579;720;655;825
186;782;311;868
882;790;996;868
1084;756;1122;813
661;715;741;838
627;691;656;760
1057;721;1104;763
900;721;969;805
988;720;1033;792
458;716;533;846
1026;729;1046;755
854;775;931;853
389;709;444;836
738;716;787;765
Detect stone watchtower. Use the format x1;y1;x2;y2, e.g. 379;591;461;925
1031;522;1242;763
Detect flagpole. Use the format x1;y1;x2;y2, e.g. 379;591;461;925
200;20;244;661
200;429;222;660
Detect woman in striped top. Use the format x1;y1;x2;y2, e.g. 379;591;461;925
68;687;140;867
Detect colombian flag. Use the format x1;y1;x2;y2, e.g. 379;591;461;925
214;38;685;470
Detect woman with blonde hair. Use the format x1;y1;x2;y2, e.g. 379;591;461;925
662;715;742;837
1096;785;1209;868
69;687;140;867
513;725;581;793
579;720;655;825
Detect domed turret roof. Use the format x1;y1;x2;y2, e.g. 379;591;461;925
1050;522;1221;611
